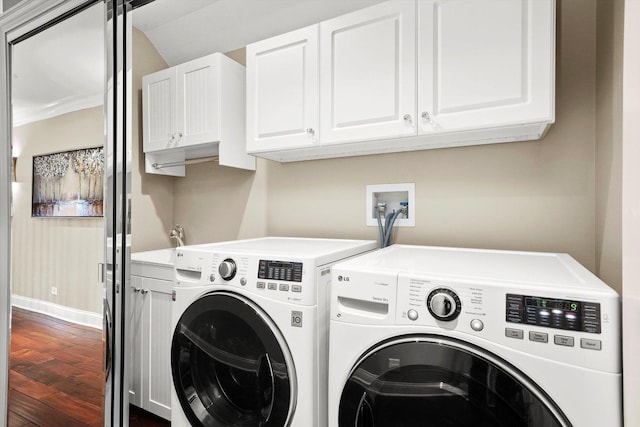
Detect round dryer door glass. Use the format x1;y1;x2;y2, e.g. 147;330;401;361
172;292;294;427
339;336;570;427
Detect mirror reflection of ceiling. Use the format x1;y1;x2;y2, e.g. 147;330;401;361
12;2;104;126
12;0;385;126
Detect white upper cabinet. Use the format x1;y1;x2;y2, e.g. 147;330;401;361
144;58;220;152
417;0;555;134
245;0;555;162
176;55;221;147
142;52;255;176
246;25;319;153
143;67;178;152
319;0;416;144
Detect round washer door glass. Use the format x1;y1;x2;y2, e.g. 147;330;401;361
339;336;570;427
172;292;293;427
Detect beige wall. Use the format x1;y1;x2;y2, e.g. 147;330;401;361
12;107;104;314
172;160;268;244
141;1;623;294
131;28;175;252
595;0;623;291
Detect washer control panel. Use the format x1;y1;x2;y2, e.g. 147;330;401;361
258;260;303;282
175;249;315;305
506;293;601;333
391;274;619;373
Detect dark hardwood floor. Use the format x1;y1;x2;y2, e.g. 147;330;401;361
8;307;169;427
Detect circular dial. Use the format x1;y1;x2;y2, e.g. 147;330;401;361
218;258;237;281
426;288;461;321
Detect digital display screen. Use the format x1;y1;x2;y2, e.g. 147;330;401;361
525;297;580;312
506;294;601;334
269;262;293;269
258;259;303;283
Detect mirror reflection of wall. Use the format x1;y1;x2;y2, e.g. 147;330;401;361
8;3;106;425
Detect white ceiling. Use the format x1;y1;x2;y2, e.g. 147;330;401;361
11;0;385;126
132;0;386;66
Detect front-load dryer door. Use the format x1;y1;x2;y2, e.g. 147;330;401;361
339;335;571;427
172;292;295;427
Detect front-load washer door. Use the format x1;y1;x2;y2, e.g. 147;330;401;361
339;335;571;427
172;292;295;427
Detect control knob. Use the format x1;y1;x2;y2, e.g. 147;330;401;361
427;288;461;321
218;259;237;281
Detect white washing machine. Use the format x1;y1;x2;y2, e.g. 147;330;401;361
329;245;621;427
170;237;376;427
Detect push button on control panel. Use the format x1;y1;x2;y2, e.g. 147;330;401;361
407;309;419;321
529;331;548;343
267;283;277;290
581;338;602;350
292;285;302;293
257;281;266;289
279;284;289;292
505;328;524;339
470;319;484;331
554;335;575;347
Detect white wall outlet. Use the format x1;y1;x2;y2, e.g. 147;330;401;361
366;183;415;227
51;286;58;295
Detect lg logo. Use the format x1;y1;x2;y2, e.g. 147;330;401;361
337;275;350;282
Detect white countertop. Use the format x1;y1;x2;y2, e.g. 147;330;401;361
131;248;176;267
131;248;175;281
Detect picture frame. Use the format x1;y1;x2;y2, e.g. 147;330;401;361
31;146;104;218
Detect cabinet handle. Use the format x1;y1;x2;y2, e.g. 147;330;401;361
421;111;434;124
403;114;412;124
141;289;149;295
168;132;182;146
306;128;315;137
131;286;141;293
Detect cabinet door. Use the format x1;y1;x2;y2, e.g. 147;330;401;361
128;276;144;407
141;278;172;420
320;0;416;145
418;0;555;134
142;67;178;152
246;25;319;153
176;54;221;148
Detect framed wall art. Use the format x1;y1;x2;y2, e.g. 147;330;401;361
32;146;104;217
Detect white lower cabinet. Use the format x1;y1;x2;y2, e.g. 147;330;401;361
129;272;172;420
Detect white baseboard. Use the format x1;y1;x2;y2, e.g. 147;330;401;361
11;295;103;330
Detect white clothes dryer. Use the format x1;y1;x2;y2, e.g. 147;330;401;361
170;237;376;427
328;245;621;427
